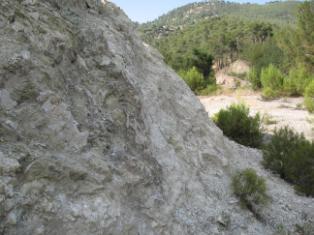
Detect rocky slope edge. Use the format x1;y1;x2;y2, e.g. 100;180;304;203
0;1;313;234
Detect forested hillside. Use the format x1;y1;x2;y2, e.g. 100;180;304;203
140;1;299;30
139;0;314;111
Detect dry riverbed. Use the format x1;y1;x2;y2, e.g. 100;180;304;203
199;94;314;141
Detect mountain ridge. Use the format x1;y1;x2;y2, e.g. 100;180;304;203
140;0;300;31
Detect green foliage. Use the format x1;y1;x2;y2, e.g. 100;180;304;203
179;67;206;92
197;84;218;96
262;87;279;100
149;17;252;73
140;1;314;100
261;64;284;90
277;1;314;72
250;22;273;43
189;49;213;78
263;127;314;197
142;15;285;75
304;80;314;113
140;1;299;29
283;64;313;96
232;168;269;211
260;63;313;99
260;64;284;99
248;67;261;90
213;104;262;148
140;1;298;73
297;1;314;72
179;66;217;95
242;38;284;72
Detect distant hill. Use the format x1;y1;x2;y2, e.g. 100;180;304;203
141;0;300;29
139;0;300;42
138;1;301;72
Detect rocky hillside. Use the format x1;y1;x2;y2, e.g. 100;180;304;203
0;1;313;235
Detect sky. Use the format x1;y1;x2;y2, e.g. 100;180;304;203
110;0;272;23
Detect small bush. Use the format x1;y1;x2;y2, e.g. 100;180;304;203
198;83;218;96
262;87;279;100
283;64;312;96
304;80;314;113
180;67;217;95
261;64;284;99
179;67;206;92
213;104;262;148
248;67;261;90
263;127;314;197
261;64;284;90
232;168;269;211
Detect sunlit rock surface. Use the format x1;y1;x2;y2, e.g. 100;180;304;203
0;1;313;234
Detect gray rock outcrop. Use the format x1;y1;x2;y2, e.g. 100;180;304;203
0;1;313;234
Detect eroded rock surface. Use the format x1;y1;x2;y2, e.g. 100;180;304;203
0;1;313;234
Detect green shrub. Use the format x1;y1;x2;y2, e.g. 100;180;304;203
248;67;261;90
232;168;269;211
197;84;218;96
261;64;284;97
263;127;314;196
179;67;206;92
213;104;262;148
304;80;314;113
283;64;312;96
180;67;217;95
262;87;279;100
261;64;284;89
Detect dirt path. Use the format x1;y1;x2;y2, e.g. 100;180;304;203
199;94;314;141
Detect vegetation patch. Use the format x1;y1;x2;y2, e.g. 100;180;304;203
262;87;279;101
177;49;217;95
283;64;312;96
140;1;314;101
232;168;269;214
260;64;283;100
262;127;314;197
304;80;314;113
248;67;261;90
213;104;262;148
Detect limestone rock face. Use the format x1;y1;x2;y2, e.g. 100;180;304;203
0;1;313;234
